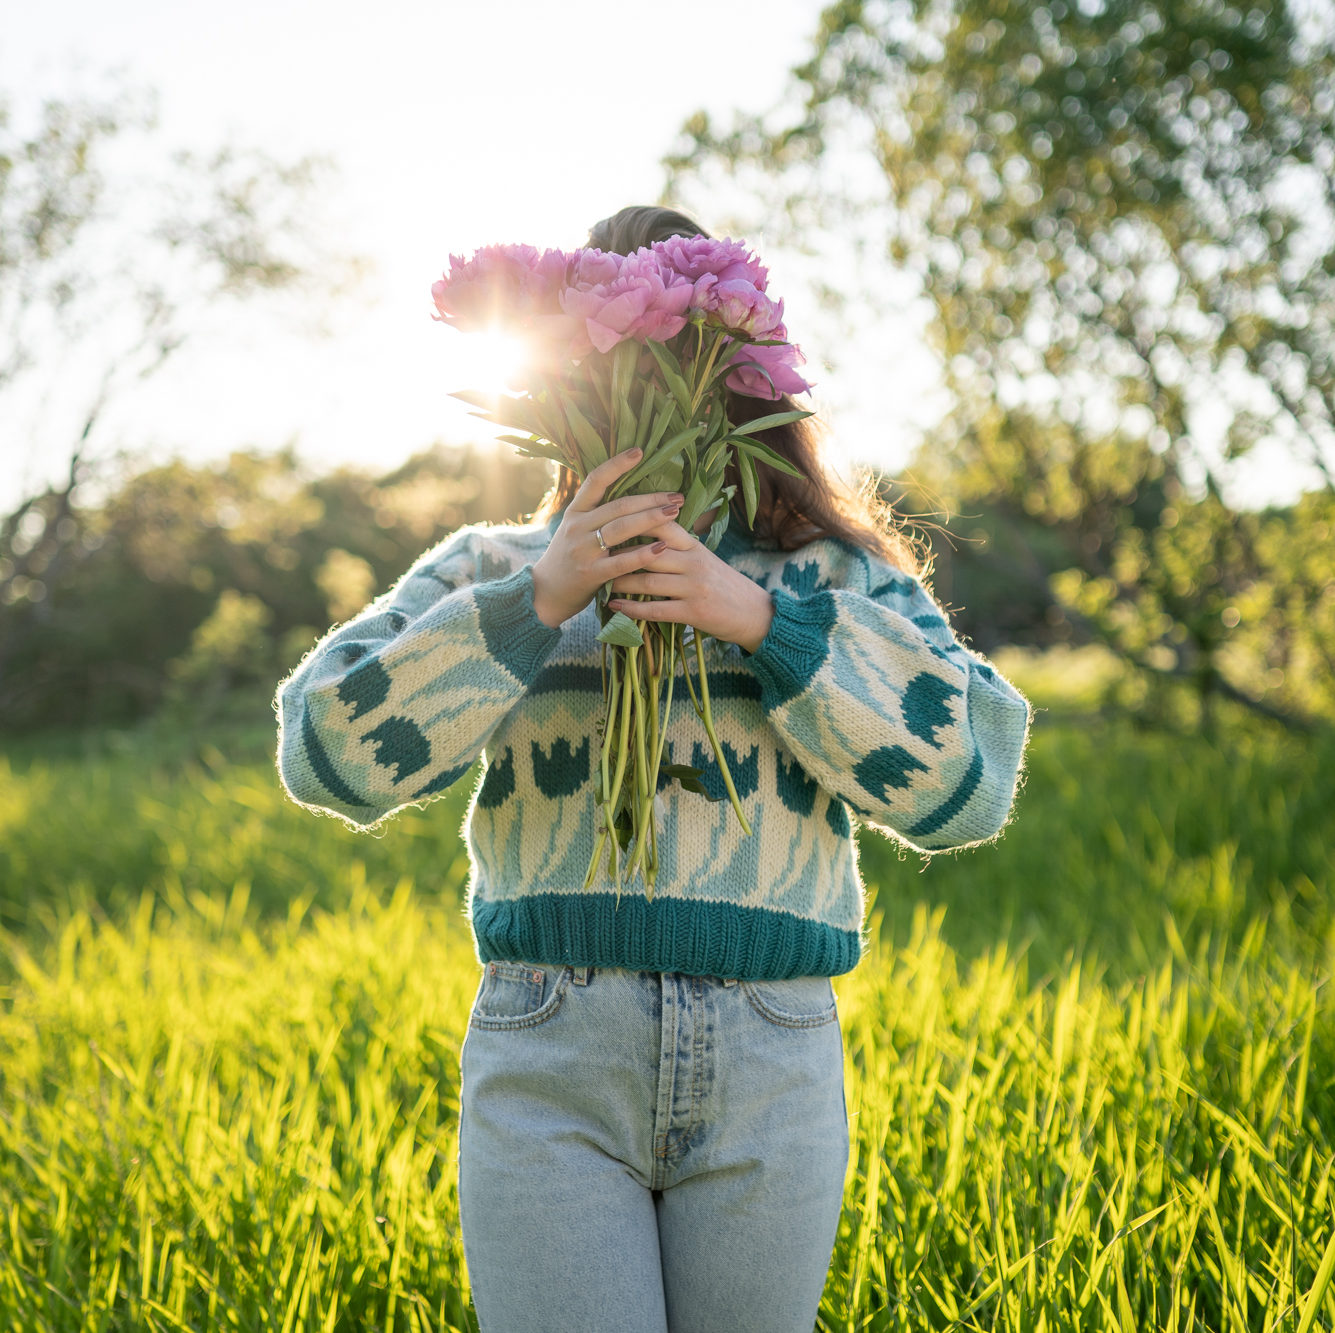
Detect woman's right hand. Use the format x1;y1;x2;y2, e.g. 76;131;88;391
530;448;684;629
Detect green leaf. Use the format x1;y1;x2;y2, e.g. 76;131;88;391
730;408;812;434
702;436;730;476
661;763;722;801
447;389;498;411
733;436;807;479
722;356;778;398
610;340;640;454
528;390;568;452
495;434;568;465
596;611;645;647
738;449;759;527
560;393;609;474
632;383;658;455
614;421;699;498
502;439;568;464
645;339;694;416
705;485;737;549
677;471;717;531
452;391;561;440
638;454;685;494
643;394;682;458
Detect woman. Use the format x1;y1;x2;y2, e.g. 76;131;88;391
275;206;1031;1332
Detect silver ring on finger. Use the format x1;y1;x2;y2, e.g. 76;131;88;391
594;526;608;553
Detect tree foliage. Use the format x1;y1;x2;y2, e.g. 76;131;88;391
0;81;369;720
0;86;343;471
665;0;1335;726
0;445;552;732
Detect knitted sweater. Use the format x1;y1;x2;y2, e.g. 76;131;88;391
274;513;1031;980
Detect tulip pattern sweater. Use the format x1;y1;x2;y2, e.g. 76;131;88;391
274;513;1031;980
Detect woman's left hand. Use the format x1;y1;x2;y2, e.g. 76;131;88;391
605;518;775;654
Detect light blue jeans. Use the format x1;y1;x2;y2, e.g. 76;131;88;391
458;961;849;1333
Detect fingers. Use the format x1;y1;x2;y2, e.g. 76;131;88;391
608;570;685;598
635;518;700;550
603;541;669;579
597;498;684;548
607;596;676;623
567;447;643;513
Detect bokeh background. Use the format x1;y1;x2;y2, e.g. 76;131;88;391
2;2;1333;1330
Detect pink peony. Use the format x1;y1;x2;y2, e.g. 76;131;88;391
432;244;581;369
724;332;814;400
652;235;769;290
560;248;695;356
710;279;785;337
567;248;622;289
431;244;570;330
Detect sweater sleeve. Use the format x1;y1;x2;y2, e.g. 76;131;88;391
742;546;1031;851
275;524;561;829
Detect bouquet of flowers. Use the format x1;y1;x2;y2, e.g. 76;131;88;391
431;236;813;895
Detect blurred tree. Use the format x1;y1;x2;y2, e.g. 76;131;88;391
165;588;277;714
0;82;357;709
0;443;550;731
664;0;1335;726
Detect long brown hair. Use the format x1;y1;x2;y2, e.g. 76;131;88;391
529;205;924;576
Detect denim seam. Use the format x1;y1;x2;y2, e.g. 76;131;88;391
652;974;680;1186
469;967;572;1031
688;974;706;1148
740;981;838;1029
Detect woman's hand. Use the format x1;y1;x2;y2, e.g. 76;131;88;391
605;518;776;654
530;448;686;629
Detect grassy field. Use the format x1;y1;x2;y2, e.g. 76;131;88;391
0;698;1332;1330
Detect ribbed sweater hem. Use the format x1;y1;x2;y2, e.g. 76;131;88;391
471;891;862;980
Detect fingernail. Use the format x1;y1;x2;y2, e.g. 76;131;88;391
650;541;667;553
628;447;643;457
662;503;681;515
669;493;684;503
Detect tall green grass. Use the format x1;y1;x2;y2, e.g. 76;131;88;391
1;711;1332;1329
0;720;474;939
1;888;477;1331
829;900;1335;1331
3;709;1329;977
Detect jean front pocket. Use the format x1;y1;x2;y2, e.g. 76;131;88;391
469;960;571;1031
741;975;838;1029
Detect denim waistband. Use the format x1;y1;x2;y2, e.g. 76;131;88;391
569;964;738;988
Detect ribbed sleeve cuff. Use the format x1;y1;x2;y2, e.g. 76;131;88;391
472;564;563;682
744;588;838;710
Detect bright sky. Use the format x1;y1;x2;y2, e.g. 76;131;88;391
3;0;1319;513
2;0;947;515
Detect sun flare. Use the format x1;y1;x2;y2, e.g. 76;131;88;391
439;328;532;397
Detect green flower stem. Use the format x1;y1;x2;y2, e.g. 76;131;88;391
690;334;726;416
601;642;619;802
653;631;677;777
632;645;650;803
627;650;660;889
585;645;622;890
584;826;607;892
694;631;753;837
607;652;633;817
646;655;661;804
587;645;635;892
648;800;659;885
681;630;705;719
640;790;657;883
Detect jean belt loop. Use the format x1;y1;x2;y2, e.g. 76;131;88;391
573;966;591;986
